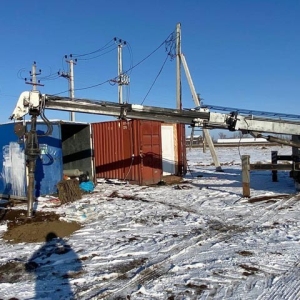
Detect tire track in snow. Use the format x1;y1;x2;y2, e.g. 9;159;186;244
77;193;300;299
77;218;253;299
161;193;300;298
258;261;300;300
77;217;242;298
76;228;205;299
196;194;300;298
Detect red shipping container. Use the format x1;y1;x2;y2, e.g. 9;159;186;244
92;120;186;185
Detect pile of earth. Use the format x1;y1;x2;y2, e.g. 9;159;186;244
0;208;81;244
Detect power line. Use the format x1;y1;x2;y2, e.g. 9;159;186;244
52;31;175;95
72;39;115;57
39;70;61;81
75;79;111;91
123;32;174;74
51;79;111;96
18;65;60;82
141;53;170;105
109;32;174;83
61;55;67;73
165;31;177;59
125;41;134;75
125;83;131;103
17;68;27;80
76;46;117;61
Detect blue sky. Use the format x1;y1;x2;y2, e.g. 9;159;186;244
1;0;299;131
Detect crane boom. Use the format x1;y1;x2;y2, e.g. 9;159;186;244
44;95;211;124
10;91;300;136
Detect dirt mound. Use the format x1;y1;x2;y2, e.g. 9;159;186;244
162;175;184;184
1;209;81;244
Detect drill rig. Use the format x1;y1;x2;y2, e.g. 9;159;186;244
9;90;300;217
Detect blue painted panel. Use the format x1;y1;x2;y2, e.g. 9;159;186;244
34;123;63;197
0;122;63;198
0;123;26;198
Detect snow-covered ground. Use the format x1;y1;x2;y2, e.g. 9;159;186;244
1;145;300;300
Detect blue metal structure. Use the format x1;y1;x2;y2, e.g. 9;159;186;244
0;121;93;200
0;122;63;199
0;123;26;199
33;122;63;198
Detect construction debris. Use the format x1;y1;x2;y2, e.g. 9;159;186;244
57;179;82;204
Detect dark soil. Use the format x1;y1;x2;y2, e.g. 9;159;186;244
248;194;290;203
0;209;81;244
162;175;184;184
154;175;188;187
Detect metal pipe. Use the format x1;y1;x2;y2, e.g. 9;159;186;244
27;160;36;217
25;112;40;218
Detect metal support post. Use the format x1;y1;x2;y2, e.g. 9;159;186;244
189;126;194;150
202;128;207;153
205;129;222;171
27;159;36;218
25;112;41;217
180;52;222;171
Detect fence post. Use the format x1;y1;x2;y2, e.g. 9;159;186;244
271;151;278;182
242;155;250;197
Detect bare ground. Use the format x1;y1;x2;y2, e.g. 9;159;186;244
0;208;81;244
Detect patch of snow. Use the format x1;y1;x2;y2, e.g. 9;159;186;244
1;146;300;299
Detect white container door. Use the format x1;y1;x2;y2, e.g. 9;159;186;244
161;125;175;175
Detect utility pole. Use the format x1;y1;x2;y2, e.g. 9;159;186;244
59;55;77;121
176;24;223;171
25;61;44;91
111;38;130;104
176;23;182;110
118;40;124;104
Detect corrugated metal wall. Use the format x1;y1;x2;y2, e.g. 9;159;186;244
129;120;141;183
92;120;186;185
93;120;129;180
92;120;163;185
